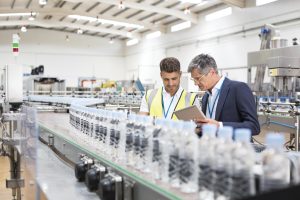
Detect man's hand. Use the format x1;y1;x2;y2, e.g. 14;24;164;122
195;118;220;127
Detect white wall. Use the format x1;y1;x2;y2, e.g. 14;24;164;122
124;0;300;90
0;29;125;87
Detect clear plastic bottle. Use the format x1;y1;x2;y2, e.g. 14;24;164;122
179;121;198;193
114;111;127;162
152;118;164;180
198;124;217;200
214;126;234;200
168;121;183;188
261;133;290;192
160;119;173;183
107;111;117;157
139;116;154;173
125;114;135;166
231;128;256;200
132;115;142;169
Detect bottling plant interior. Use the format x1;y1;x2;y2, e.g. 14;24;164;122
1;0;300;200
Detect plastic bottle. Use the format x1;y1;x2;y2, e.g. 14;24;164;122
214;126;234;200
198;124;217;200
261;133;290;192
160;119;173;183
132;115;143;168
231;128;256;200
179;121;198;193
125;114;135;166
139;116;154;173
168;121;183;188
152;118;164;180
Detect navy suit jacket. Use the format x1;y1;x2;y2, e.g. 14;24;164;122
202;77;260;135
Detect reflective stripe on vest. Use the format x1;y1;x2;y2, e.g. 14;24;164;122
146;88;197;120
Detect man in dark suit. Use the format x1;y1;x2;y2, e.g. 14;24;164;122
188;54;260;135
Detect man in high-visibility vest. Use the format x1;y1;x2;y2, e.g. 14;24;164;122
139;57;200;120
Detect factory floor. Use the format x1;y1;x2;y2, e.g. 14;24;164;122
0;156;47;200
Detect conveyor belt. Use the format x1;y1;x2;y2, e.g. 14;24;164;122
37;112;197;200
37;140;99;200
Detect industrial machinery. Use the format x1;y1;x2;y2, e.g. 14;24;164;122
23;76;66;95
248;24;300;150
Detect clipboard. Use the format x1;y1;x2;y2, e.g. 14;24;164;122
174;105;206;121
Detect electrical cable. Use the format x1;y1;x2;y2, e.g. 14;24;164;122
252;136;265;146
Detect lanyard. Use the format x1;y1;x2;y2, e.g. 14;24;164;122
161;90;175;119
207;89;221;119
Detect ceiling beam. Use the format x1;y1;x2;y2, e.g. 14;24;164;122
221;0;246;8
0;7;166;32
0;20;141;39
63;0;198;23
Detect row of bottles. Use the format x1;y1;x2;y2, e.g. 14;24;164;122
69;104;293;200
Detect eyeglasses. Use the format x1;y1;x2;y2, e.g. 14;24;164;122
190;72;208;83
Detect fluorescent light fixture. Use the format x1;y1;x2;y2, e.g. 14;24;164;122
184;8;191;15
126;32;133;38
146;31;161;40
180;0;204;3
68;15;144;29
65;35;69;42
28;16;35;21
256;0;278;6
77;29;83;34
205;7;232;21
0;12;37;17
118;1;125;9
126;39;139;46
39;0;48;5
171;21;191;32
28;12;35;21
21;26;27;32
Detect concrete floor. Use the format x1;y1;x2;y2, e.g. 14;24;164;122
0;156;47;200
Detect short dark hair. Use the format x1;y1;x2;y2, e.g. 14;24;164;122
187;54;218;74
160;57;181;73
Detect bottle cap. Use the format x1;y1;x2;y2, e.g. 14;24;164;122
218;126;233;140
235;128;251;143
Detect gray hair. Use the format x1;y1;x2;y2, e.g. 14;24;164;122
187;54;218;74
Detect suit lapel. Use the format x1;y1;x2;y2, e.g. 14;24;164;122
215;78;230;120
201;93;208;114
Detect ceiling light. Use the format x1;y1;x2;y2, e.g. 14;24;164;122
180;0;204;4
146;31;161;40
256;0;278;6
39;0;48;5
184;8;191;15
109;38;114;44
68;15;144;29
171;21;191;32
21;26;27;32
205;7;232;21
28;12;35;21
126;32;133;38
0;12;37;17
118;1;125;9
126;39;139;46
65;35;69;42
77;29;83;34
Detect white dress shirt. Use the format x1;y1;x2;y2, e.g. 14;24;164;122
205;76;225;121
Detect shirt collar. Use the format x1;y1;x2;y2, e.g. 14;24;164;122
208;76;225;96
162;86;183;98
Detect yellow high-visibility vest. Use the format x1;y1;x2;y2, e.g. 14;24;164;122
146;87;197;120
